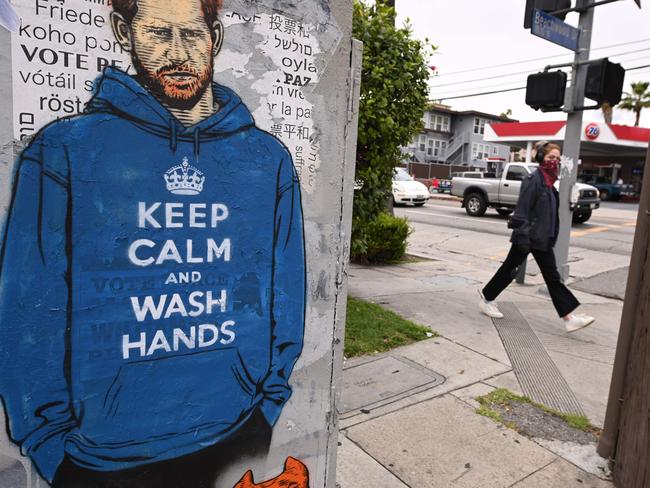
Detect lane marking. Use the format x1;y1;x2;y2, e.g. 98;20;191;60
571;226;611;238
404;208;636;236
488;251;508;260
402;209;500;225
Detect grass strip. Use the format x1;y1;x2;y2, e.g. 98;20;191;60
344;297;436;357
476;388;601;435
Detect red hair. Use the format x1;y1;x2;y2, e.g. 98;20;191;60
112;0;223;27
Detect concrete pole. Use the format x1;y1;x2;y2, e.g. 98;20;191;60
555;0;594;281
525;141;533;163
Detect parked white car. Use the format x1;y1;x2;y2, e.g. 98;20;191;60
392;167;430;206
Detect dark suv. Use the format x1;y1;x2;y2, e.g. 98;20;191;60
577;175;635;201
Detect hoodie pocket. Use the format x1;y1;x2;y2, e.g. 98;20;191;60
83;348;258;444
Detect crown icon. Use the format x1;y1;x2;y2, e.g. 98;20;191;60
164;157;205;195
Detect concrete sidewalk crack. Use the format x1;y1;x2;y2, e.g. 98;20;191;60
506;459;558;488
343;435;413;488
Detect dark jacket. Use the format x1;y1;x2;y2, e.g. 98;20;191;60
510;169;560;250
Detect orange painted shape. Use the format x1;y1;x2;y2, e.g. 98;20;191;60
234;456;310;488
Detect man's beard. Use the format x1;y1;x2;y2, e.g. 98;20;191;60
132;52;213;111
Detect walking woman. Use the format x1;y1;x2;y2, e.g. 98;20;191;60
478;141;595;333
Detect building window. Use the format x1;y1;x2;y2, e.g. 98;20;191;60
492;146;499;155
418;135;426;152
430;114;450;132
424;138;448;158
473;117;487;135
434;140;447;157
426;113;451;132
473;143;490;160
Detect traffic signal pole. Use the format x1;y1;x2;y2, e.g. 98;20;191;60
554;0;595;281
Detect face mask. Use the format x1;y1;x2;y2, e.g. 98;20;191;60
541;159;559;178
540;159;559;187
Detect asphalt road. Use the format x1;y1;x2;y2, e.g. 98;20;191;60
395;199;638;257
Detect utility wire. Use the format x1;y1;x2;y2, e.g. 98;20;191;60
627;64;650;70
435;64;650;101
433;78;557;95
434;38;650;77
615;54;650;64
429;47;650;89
433;61;647;97
430;69;544;89
436;87;526;101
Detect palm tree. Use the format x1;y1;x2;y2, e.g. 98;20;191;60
618;81;650;127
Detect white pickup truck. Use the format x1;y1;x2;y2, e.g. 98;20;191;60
450;162;600;224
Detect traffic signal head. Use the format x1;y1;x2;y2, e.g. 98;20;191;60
524;0;572;28
526;71;568;111
585;59;625;105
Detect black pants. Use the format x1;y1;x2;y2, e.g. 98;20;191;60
52;409;272;488
482;244;580;318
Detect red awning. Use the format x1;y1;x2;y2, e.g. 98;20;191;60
490;121;566;137
609;124;650;143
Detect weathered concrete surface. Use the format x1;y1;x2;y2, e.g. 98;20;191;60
484;371;526;397
346;395;557;488
340;355;443;414
533;440;611;480
356;288;513;366
511;458;612;488
339;337;510;429
397;338;511;389
0;460;27;488
449;382;495;410
572;266;629;300
336;436;408;488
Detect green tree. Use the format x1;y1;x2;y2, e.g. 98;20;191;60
351;1;434;262
618;81;650;127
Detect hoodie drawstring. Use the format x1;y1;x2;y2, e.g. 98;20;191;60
193;128;201;160
168;122;201;160
169;120;178;152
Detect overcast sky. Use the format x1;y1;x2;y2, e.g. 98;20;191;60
394;0;650;127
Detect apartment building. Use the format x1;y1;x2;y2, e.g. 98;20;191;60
404;104;515;171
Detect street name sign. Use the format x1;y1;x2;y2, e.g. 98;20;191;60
531;9;581;52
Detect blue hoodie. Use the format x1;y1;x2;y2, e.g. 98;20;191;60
0;68;305;482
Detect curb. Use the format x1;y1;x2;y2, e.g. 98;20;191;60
427;194;462;203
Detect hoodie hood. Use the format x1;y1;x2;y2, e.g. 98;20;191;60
86;67;255;157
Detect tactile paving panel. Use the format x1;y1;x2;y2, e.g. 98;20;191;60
492;302;585;415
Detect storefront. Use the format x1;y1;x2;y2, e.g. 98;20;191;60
484;121;650;193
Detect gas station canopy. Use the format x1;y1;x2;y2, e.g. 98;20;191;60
484;121;650;158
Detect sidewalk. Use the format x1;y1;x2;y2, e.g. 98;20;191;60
336;221;623;488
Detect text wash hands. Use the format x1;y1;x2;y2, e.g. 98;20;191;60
123;201;235;360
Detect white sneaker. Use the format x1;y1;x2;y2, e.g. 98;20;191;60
478;290;503;319
565;314;595;333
